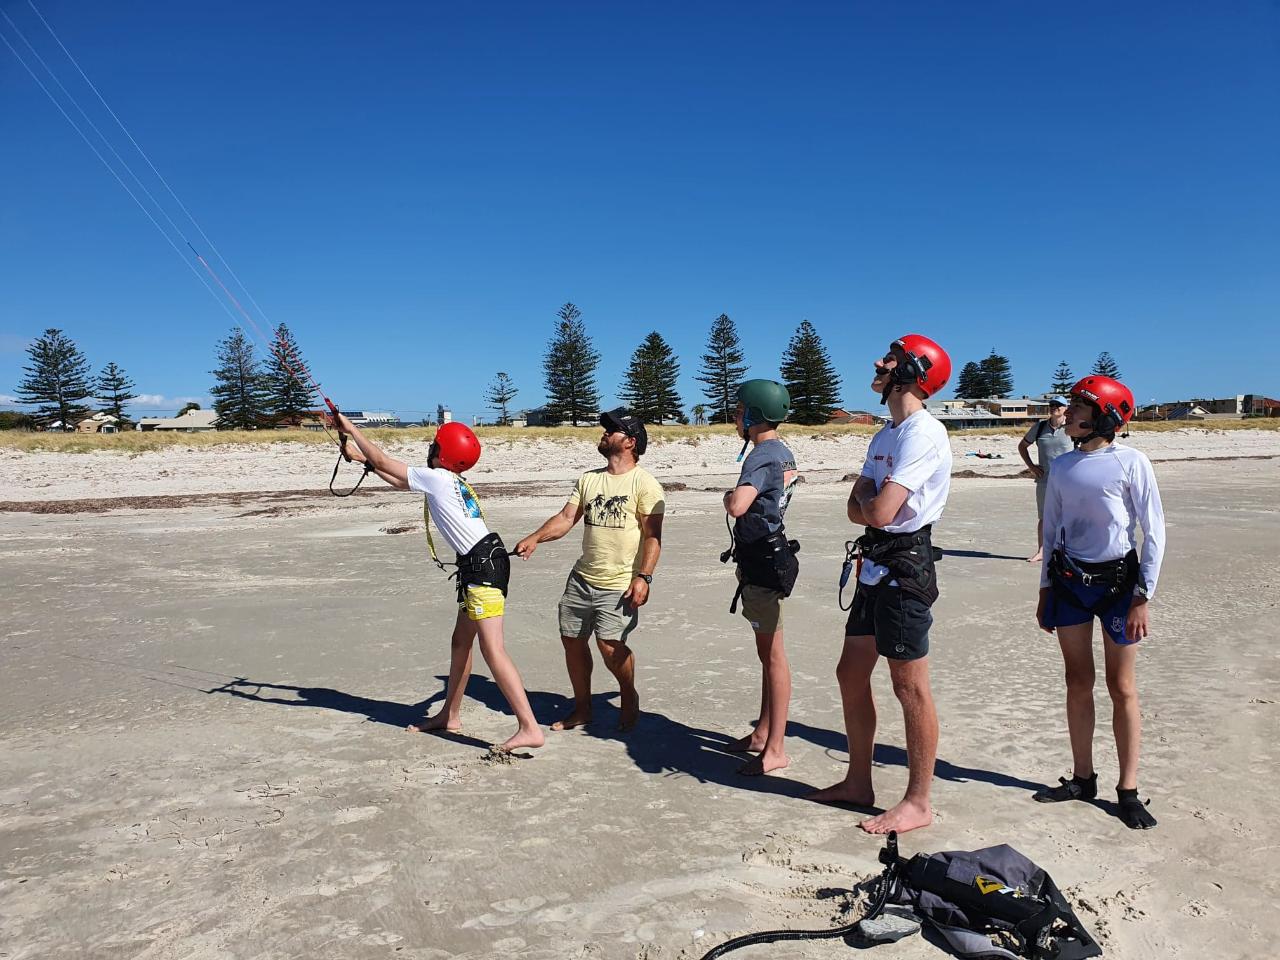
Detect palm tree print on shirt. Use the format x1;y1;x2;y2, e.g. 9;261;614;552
585;493;630;529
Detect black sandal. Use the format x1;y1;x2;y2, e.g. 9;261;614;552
1033;773;1098;803
1117;788;1157;830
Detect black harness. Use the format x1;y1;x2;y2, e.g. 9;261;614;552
720;515;800;614
451;531;512;602
1047;548;1138;616
840;524;942;610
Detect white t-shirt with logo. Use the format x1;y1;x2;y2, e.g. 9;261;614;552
406;466;490;555
1038;442;1166;598
857;408;952;585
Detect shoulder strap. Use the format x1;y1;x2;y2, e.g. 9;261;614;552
1036;418;1051;440
422;495;451;572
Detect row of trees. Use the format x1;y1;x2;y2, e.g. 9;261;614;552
9;325;321;431
954;350;1123;400
13;329;139;429
528;304;844;427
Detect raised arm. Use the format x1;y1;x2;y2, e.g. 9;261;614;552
335;413;410;490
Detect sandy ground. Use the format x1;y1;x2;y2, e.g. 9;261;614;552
1;430;1278;959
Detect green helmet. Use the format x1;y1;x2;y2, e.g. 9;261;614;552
737;379;791;426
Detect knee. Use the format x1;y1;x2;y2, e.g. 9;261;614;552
1063;666;1095;695
835;654;863;687
1106;674;1137;704
890;672;928;705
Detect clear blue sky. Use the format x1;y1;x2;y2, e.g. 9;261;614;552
2;1;1277;420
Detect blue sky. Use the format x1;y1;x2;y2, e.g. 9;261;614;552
2;1;1277;420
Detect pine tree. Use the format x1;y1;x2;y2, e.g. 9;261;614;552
779;319;842;425
1050;360;1075;395
16;328;93;430
620;331;686;424
95;361;137;426
696;313;749;424
955;361;987;399
262;323;316;427
979;348;1014;397
209;328;267;430
485;372;519;425
1091;351;1121;380
541;302;601;426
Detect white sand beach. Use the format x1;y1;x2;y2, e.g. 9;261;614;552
1;427;1278;959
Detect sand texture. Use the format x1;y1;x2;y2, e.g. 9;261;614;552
1;429;1278;959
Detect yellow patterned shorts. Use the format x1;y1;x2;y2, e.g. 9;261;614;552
459;584;505;621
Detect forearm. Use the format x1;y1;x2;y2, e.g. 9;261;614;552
343;422;408;488
636;535;661;576
1018;443;1036;469
531;513;575;543
848;477;874;525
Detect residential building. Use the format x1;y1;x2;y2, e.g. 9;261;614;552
135;409;219;432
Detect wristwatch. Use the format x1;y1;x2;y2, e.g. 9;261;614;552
635;573;653;585
1134;584;1150;599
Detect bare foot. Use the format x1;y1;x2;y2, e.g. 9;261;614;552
805;780;876;808
738;750;789;776
1026;551;1043;563
726;731;767;753
407;713;460;735
859;798;932;834
549;710;592;731
618;692;640;732
499;726;545;751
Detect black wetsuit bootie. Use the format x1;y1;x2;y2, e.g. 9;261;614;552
1117;787;1157;830
1033;773;1098;803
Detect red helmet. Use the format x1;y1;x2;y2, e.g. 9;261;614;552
432;422;481;473
892;334;952;397
1069;376;1135;433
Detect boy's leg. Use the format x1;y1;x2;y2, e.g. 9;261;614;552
860;655;937;834
1057;622;1098;779
738;628;791;775
409;610;475;733
728;671;770;752
1103;636;1140;790
473;614;544;751
596;636;639;730
807;635;879;805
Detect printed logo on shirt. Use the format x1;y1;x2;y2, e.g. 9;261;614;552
457;479;483;519
779;461;799;516
585;493;630;528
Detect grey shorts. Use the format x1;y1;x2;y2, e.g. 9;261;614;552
558;571;639;642
1035;478;1048;519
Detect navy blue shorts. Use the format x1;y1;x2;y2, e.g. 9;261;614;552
845;581;933;661
1042;580;1137;645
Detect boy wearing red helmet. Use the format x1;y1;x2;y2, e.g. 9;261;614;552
1034;376;1165;830
334;413;544;753
809;335;952;835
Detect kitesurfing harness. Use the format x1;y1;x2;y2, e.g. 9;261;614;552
719;514;800;613
1047;548;1139;616
698;832;1102;960
421;496;513;602
840;525;943;611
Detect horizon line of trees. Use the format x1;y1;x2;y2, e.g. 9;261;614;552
8;321;1137;434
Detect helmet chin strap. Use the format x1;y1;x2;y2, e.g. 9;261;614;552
736;408;755;462
1074;405;1120;446
879;359;922;405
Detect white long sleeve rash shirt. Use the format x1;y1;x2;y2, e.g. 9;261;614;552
1039;442;1167;598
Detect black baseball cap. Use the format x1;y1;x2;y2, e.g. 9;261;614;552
600;407;648;455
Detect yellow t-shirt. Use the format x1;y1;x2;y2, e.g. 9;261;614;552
568;466;666;590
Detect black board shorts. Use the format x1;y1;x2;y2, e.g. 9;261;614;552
845;580;933;661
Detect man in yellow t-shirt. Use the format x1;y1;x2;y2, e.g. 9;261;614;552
515;408;665;731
